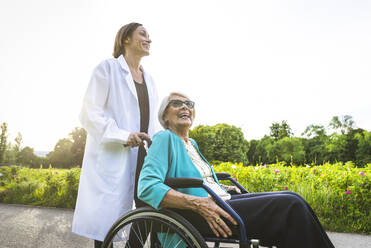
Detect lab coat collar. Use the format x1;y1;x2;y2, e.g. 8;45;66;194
117;54;130;72
117;54;152;102
117;54;145;73
116;55;136;101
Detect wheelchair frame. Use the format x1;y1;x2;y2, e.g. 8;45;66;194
102;172;264;248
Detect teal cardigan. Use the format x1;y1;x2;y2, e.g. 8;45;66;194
138;130;223;209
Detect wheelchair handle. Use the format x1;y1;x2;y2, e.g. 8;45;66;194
123;136;152;149
141;136;152;147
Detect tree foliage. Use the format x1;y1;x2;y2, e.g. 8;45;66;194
190;123;249;164
329;115;355;134
274;137;305;164
355;131;371;165
46;128;87;168
270;120;293;140
0;123;86;168
302;124;326;138
13;132;23;164
248;116;370;166
0;122;8;163
47;139;74;168
69;127;87;167
18;146;43;168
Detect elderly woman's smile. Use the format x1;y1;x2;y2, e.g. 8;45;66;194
163;95;195;134
179;111;191;120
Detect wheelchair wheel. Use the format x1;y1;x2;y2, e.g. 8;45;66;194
103;207;208;248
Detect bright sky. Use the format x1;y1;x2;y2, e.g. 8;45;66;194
1;0;370;151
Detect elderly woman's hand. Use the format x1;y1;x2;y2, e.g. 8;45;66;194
160;190;238;238
222;185;242;194
125;132;150;147
194;197;238;238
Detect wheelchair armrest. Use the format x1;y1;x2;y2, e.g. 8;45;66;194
215;172;231;180
165;177;203;189
215;173;249;194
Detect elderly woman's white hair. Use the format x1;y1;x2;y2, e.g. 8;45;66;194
158;92;195;129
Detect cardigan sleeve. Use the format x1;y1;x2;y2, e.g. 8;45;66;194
138;131;172;209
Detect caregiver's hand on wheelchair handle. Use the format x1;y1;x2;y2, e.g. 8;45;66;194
195;197;237;238
125;132;150;147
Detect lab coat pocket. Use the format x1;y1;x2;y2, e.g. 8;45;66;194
96;142;129;193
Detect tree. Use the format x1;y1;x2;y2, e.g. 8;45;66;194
302;124;326;138
329;115;355;134
44;127;86;169
0;122;8;163
247;139;258;164
69;127;87;167
270;120;293;140
279;120;293;138
273;137;305;164
269;123;280;141
355;131;371;165
301;124;327;164
4;142;16;164
19;146;41;168
326;116;361;163
248;135;275;164
325;133;348;162
302;137;327;165
14;132;23;163
190;124;249;164
47;138;74;168
344;128;364;163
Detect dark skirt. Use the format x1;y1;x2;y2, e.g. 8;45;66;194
173;191;334;248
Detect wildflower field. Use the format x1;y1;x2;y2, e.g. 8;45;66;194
0;162;370;234
214;162;370;234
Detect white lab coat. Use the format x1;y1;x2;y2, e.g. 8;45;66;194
72;55;161;241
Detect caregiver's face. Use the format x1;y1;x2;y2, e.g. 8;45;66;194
125;26;151;56
164;95;195;130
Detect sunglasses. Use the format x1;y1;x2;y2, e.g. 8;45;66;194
167;99;195;109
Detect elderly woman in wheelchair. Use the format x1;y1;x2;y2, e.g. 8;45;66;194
103;92;335;248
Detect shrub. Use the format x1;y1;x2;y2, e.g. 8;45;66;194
0;166;81;208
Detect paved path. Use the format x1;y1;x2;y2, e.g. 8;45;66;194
0;203;370;248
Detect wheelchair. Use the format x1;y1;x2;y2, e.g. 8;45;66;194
102;173;277;248
102;138;272;248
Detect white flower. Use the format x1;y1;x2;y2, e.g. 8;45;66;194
231;165;236;169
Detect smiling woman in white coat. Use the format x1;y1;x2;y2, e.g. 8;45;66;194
72;23;162;247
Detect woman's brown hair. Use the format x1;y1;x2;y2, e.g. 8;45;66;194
112;22;142;58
